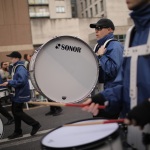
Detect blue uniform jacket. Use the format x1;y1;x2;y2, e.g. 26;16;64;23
100;4;150;117
121;4;150;117
8;61;31;103
96;33;124;89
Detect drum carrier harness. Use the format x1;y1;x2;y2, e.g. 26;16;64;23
124;26;150;149
9;64;26;96
93;39;118;83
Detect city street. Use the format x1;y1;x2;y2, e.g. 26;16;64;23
0;104;92;150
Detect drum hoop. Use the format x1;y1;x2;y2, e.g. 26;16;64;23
0;88;9;92
0;118;4;139
31;36;99;103
0;88;9;100
41;118;120;150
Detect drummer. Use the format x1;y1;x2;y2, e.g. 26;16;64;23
0;51;41;139
90;18;124;90
89;18;124;119
91;18;124;94
82;0;150;149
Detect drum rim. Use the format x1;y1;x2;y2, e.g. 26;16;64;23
30;35;99;103
41;118;120;150
0;88;9;91
0;118;4;139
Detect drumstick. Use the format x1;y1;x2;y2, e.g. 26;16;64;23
64;119;125;126
28;101;106;109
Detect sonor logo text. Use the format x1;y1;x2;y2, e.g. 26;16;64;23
55;43;81;53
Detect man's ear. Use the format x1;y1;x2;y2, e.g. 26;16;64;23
108;28;114;33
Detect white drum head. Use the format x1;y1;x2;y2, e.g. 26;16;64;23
41;119;119;149
31;36;98;103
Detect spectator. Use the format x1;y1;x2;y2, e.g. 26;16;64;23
24;54;31;70
0;62;10;82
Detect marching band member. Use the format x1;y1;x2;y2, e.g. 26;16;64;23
0;51;41;139
82;0;150;149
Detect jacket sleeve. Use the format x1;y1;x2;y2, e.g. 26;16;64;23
100;67;123;113
99;42;123;80
8;66;28;88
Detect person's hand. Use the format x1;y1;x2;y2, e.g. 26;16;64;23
82;98;100;116
82;94;107;116
7;79;11;81
96;46;106;56
124;99;150;129
0;82;8;86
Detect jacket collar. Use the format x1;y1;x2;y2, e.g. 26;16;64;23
97;32;114;46
130;4;150;29
13;61;24;66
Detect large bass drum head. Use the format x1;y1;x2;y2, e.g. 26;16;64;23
32;36;98;103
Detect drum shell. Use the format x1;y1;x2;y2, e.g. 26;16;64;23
29;36;99;103
127;125;150;150
0;88;9;99
29;51;41;93
41;118;123;150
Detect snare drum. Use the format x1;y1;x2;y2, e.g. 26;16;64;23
0;118;4;139
41;119;123;150
29;36;99;103
0;88;9;99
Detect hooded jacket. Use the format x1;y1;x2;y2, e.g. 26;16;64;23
121;3;150;117
8;61;31;103
100;4;150;117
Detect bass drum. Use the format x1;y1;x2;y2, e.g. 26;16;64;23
0;118;4;139
41;118;123;150
29;36;99;103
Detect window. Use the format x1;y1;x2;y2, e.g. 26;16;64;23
114;34;126;43
100;0;104;11
90;0;92;4
95;4;98;15
90;8;93;17
56;6;65;13
85;0;87;8
86;11;88;17
81;2;83;11
29;6;49;17
28;0;49;4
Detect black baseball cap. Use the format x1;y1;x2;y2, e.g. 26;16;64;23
6;51;22;59
90;18;115;30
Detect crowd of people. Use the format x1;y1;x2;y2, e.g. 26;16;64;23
0;0;149;149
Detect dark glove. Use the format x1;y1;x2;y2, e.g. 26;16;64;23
91;93;107;105
127;100;150;128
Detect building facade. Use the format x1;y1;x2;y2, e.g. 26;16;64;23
28;0;99;49
77;0;133;47
0;0;33;61
0;0;133;61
